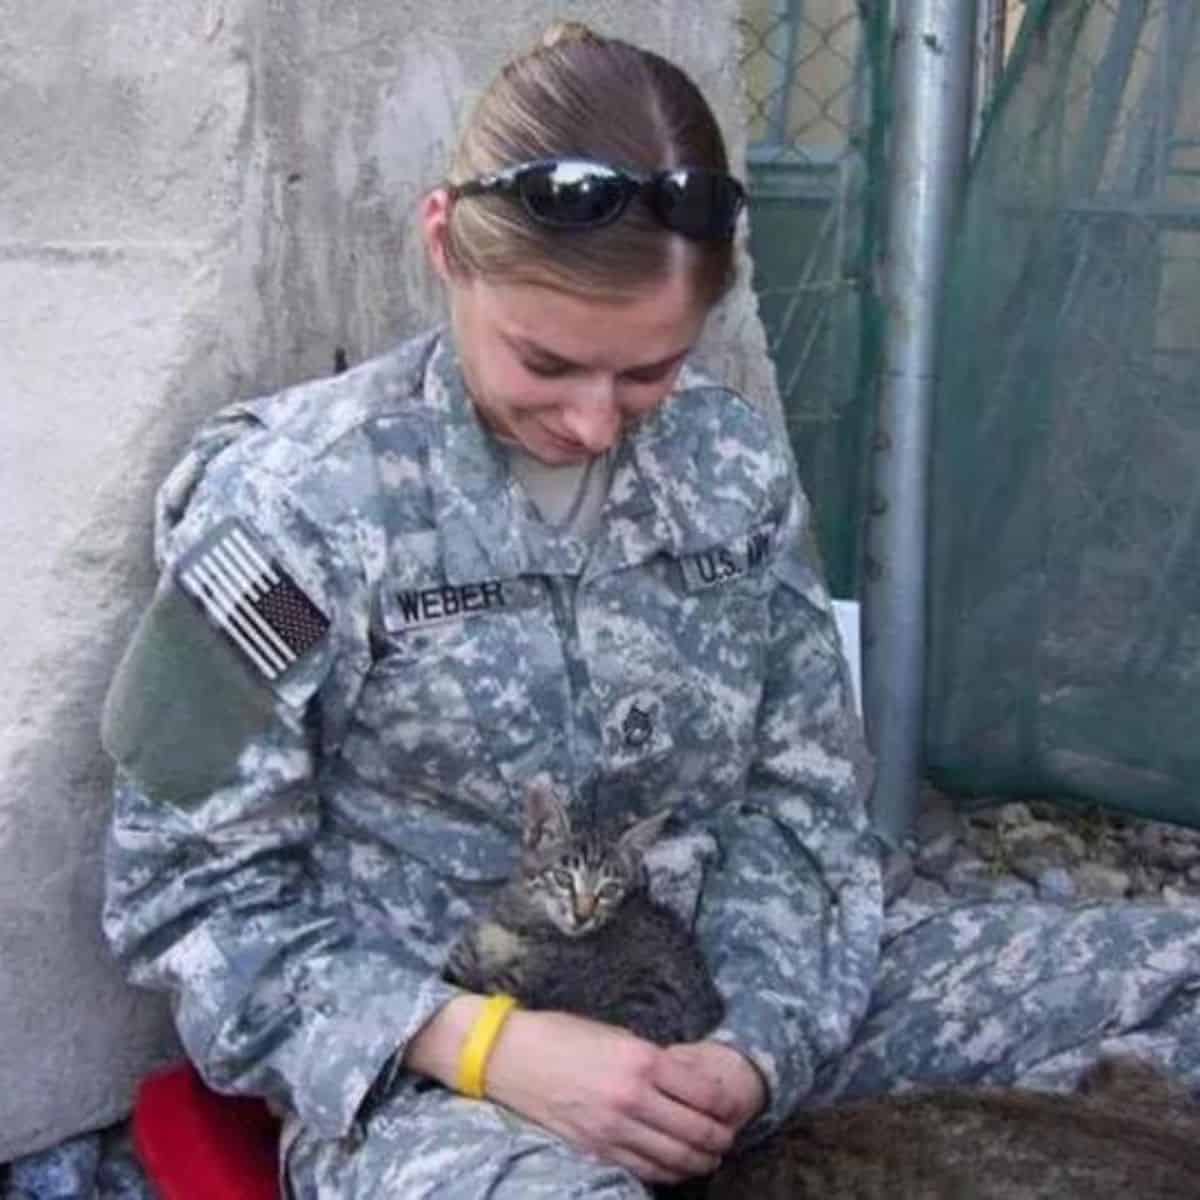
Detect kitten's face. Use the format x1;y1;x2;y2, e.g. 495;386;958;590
524;837;638;937
517;785;670;937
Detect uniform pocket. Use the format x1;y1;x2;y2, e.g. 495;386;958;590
342;580;567;831
587;557;771;818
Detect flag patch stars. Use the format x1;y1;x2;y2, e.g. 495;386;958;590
177;519;331;682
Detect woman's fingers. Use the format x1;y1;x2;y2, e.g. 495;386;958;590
602;1145;695;1187
656;1041;767;1131
626;1085;735;1159
607;1107;725;1181
484;1009;734;1182
650;1045;737;1123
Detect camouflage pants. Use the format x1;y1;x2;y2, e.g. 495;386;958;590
285;900;1200;1198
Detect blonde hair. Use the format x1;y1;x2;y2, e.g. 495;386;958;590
442;23;737;305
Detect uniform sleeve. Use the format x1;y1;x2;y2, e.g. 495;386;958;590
695;470;884;1140
100;441;459;1138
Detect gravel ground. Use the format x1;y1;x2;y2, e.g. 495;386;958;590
6;789;1200;1198
886;788;1200;910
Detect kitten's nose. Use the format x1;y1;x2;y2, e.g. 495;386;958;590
573;893;596;922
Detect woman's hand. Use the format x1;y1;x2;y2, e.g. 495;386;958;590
657;1040;767;1135
482;1009;739;1184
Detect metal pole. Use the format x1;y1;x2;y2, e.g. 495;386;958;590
863;0;978;842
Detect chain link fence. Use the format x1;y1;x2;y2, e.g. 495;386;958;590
735;2;1028;599
736;0;886;597
740;1;1200;826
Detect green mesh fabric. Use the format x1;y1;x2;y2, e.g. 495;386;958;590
927;0;1200;826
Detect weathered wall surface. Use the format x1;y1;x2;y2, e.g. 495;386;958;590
0;0;775;1160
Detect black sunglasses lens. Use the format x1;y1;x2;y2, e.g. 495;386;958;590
520;163;629;227
655;170;744;240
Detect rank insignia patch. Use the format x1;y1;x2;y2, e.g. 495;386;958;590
177;519;330;682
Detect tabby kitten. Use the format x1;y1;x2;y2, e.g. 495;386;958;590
702;1055;1200;1200
443;784;724;1045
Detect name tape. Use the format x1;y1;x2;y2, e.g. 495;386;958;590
381;576;543;632
679;525;773;592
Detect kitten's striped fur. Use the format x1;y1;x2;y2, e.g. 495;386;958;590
443;784;723;1045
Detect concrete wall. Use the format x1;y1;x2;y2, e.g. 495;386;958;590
0;0;776;1160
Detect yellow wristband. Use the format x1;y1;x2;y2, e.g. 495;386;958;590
457;994;519;1100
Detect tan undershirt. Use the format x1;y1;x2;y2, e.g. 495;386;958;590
507;445;615;540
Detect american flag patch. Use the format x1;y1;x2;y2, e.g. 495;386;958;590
177;520;330;682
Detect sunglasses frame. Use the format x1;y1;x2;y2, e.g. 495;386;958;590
451;158;746;242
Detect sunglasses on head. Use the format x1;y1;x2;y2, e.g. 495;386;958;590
450;158;746;242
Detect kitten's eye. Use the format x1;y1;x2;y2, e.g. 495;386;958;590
551;869;574;889
597;882;622;902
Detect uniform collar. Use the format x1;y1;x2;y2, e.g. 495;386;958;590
424;331;755;585
596;363;766;575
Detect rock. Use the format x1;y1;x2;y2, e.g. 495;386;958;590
1010;847;1074;885
1128;824;1200;869
1133;824;1169;863
882;849;915;905
1027;800;1063;822
1127;863;1165;900
984;873;1041;902
1036;866;1076;902
942;858;990;898
1056;830;1089;861
1160;838;1200;872
944;858;1034;902
995;802;1035;829
990;877;1038;902
915;830;959;877
1005;821;1086;861
906;876;951;907
1161;885;1200;910
964;805;1004;829
963;821;1001;861
915;796;959;844
908;786;1200;914
981;811;1090;877
1073;863;1131;899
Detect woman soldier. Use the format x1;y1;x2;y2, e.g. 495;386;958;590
101;21;1200;1200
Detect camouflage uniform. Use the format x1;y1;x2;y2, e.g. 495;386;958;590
101;331;1200;1199
101;330;881;1198
809;896;1200;1109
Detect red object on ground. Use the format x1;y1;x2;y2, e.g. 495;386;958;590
132;1062;281;1200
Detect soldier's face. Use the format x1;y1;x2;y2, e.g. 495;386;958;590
446;271;709;465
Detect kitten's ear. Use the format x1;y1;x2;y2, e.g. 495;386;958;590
522;781;572;852
618;808;673;857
